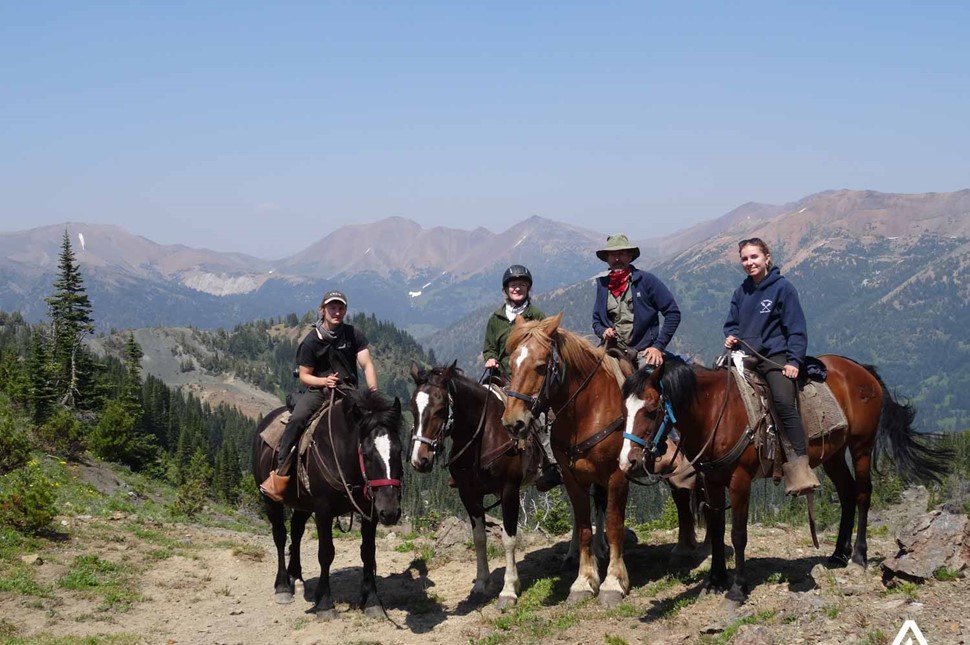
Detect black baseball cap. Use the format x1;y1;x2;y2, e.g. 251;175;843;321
321;290;347;306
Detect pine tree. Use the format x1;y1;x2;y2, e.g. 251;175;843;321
45;231;95;408
26;328;57;424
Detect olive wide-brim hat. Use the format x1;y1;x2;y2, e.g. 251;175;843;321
596;234;641;262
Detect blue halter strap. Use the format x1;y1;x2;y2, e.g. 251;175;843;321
622;381;677;458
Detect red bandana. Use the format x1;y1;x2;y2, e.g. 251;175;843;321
608;268;631;298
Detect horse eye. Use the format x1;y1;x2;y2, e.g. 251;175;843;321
535;364;547;376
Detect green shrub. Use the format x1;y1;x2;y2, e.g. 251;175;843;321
34;406;87;457
0;460;58;534
0;414;31;474
536;488;572;536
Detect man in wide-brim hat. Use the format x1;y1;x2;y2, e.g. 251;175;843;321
592;234;681;368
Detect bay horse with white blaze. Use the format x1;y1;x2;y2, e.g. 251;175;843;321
409;360;543;609
501;313;637;606
252;389;404;619
619;354;952;602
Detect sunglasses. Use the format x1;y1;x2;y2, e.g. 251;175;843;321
738;237;765;249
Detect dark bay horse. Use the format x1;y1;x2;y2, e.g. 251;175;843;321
500;313;639;606
408;361;542;609
252;389;404;619
619;354;952;602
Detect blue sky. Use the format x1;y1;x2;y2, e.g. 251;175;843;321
2;2;967;258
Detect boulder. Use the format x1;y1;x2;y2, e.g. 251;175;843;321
882;509;970;582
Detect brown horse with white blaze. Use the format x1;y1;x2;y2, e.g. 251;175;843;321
502;313;634;606
619;354;952;603
408;361;543;609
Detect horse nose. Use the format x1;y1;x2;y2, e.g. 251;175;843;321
379;508;401;526
503;418;528;440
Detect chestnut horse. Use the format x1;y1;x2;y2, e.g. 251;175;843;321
408;361;545;609
619;354;952;602
252;389;404;619
501;313;638;606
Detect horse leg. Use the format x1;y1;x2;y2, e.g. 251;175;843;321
702;482;729;594
599;470;630;607
310;512;338;620
562;476;599;604
287;510;311;585
725;476;752;603
849;451;873;568
496;481;523;610
266;500;296;603
669;482;700;557
592;484;609;563
821;447;855;566
563;520;580;570
457;486;491;602
359;518;386;618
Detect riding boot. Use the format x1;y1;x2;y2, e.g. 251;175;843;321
782;455;820;496
260;424;299;502
259;471;290;503
534;419;562;493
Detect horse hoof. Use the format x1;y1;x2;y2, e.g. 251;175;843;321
599;589;624;607
566;590;593;605
363;605;387;619
495;595;517;611
725;587;747;604
827;554;849;567
314;608;339;621
274;592;294;604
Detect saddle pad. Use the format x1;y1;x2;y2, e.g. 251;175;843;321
733;371;847;444
799;381;847;440
258;409;291;450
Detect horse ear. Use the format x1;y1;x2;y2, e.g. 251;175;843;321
443;360;457;379
541;312;564;335
410;361;423;383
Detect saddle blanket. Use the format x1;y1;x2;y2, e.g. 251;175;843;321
734;370;848;443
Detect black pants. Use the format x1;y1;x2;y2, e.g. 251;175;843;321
757;353;806;456
277;387;330;471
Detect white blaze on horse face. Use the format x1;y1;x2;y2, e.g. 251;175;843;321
411;391;430;465
513;345;529;371
374;434;392;478
619;395;646;471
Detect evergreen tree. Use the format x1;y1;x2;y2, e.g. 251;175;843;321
26;328;57;424
44;231;95;408
213;437;242;503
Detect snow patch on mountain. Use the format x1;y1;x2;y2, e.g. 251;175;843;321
181;272;264;296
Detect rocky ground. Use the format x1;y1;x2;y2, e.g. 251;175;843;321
1;485;967;645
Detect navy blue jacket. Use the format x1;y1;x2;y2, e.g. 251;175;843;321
592;267;681;352
723;266;807;367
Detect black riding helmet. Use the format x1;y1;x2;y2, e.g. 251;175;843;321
502;265;533;289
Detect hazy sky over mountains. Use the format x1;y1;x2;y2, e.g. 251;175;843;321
2;3;968;259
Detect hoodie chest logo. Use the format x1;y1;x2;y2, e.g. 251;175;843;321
760;299;773;314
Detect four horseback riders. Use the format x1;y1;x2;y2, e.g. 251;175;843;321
261;233;824;503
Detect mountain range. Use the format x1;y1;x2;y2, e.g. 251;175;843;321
4;188;968;431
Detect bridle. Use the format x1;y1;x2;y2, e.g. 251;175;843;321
622;378;678;460
358;446;401;502
410;376;456;461
504;340;564;417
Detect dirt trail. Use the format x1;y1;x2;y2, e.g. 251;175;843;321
2;507;968;645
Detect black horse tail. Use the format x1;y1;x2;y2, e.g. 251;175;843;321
866;365;953;485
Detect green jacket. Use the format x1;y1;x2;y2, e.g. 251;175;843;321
482;302;546;376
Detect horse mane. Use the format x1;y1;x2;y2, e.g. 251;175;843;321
621;355;700;410
346;389;402;437
507;319;607;377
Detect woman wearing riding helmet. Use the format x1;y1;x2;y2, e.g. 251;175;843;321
481;265;561;491
482;265;546;379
